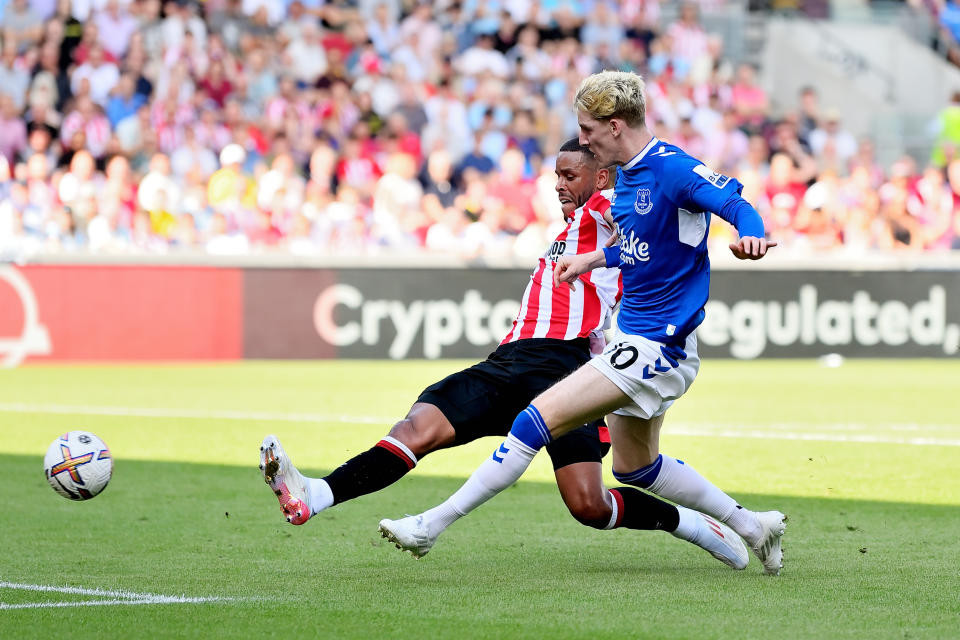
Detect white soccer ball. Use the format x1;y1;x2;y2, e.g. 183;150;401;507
43;431;113;500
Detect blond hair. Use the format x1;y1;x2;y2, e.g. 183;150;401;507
574;71;646;127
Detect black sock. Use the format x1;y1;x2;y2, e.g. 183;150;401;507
323;440;416;505
611;486;680;532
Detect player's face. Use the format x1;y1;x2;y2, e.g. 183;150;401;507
555;151;598;216
577;110;615;166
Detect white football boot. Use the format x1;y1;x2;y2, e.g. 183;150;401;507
750;511;787;575
260;435;312;525
687;512;750;570
378;515;437;558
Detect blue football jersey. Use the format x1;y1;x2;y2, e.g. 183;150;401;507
605;137;765;345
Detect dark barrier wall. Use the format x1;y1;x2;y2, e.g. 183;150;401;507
244;268;526;359
285;268;960;359
2;265;957;362
702;270;959;358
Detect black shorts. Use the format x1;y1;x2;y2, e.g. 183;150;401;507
417;338;611;470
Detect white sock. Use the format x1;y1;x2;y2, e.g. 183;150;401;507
421;434;538;534
307;478;334;515
648;454;760;542
670;505;701;541
725;505;762;546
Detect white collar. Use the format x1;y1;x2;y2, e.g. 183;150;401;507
621;136;660;170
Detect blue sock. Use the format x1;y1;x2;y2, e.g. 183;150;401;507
424;405;550;530
612;454;663;489
509;405;552;451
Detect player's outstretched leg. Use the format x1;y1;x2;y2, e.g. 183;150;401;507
555;462;747;569
615;453;787;574
602;486;748;570
379;406;552;557
260;435;313;525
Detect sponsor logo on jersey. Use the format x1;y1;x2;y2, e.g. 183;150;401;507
634;188;653;215
693;164;730;189
547;240;567;261
617;229;650;265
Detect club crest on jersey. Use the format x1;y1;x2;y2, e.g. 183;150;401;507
634;188;653;215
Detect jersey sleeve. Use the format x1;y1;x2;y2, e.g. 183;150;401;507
656;153;742;212
583;190;614;231
657;153;765;238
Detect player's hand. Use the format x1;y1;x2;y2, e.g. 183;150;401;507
602;211;619;248
553;253;592;290
554;255;583;290
729;236;777;260
604;225;620;248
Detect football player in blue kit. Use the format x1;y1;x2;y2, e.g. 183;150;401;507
380;71;787;575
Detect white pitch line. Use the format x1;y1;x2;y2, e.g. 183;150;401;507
0;581;245;610
0;581;208;600
1;402;959;446
0;597;234;610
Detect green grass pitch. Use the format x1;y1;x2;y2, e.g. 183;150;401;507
0;359;958;639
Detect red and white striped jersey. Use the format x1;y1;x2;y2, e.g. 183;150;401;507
502;189;623;344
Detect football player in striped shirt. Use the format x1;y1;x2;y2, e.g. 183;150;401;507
379;72;787;574
262;138;749;569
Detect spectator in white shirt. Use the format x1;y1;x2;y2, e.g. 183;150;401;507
71;43;119;106
284;21;328;85
456;33;509;78
161;0;207;53
31;0;58;20
71;0;116;22
170;125;218;179
581;2;625;53
399;3;442;66
506;26;550;82
2;0;43;52
241;0;283;25
0;42;30;109
359;0;398;25
278;0;314;43
94;0;139;58
138;152;182;215
366;2;400;57
389;31;426;83
809;108;859;167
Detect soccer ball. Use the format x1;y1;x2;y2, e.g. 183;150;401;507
43;431;113;500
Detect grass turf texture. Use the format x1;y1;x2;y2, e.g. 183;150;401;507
0;360;957;639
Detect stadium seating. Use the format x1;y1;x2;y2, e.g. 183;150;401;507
0;0;958;258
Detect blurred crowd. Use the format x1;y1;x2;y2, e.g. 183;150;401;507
1;0;959;261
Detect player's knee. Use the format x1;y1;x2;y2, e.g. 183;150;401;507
566;492;612;529
386;416;448;458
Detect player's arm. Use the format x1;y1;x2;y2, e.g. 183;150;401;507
553;249;610;290
669;159;777;260
716;197;777;260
